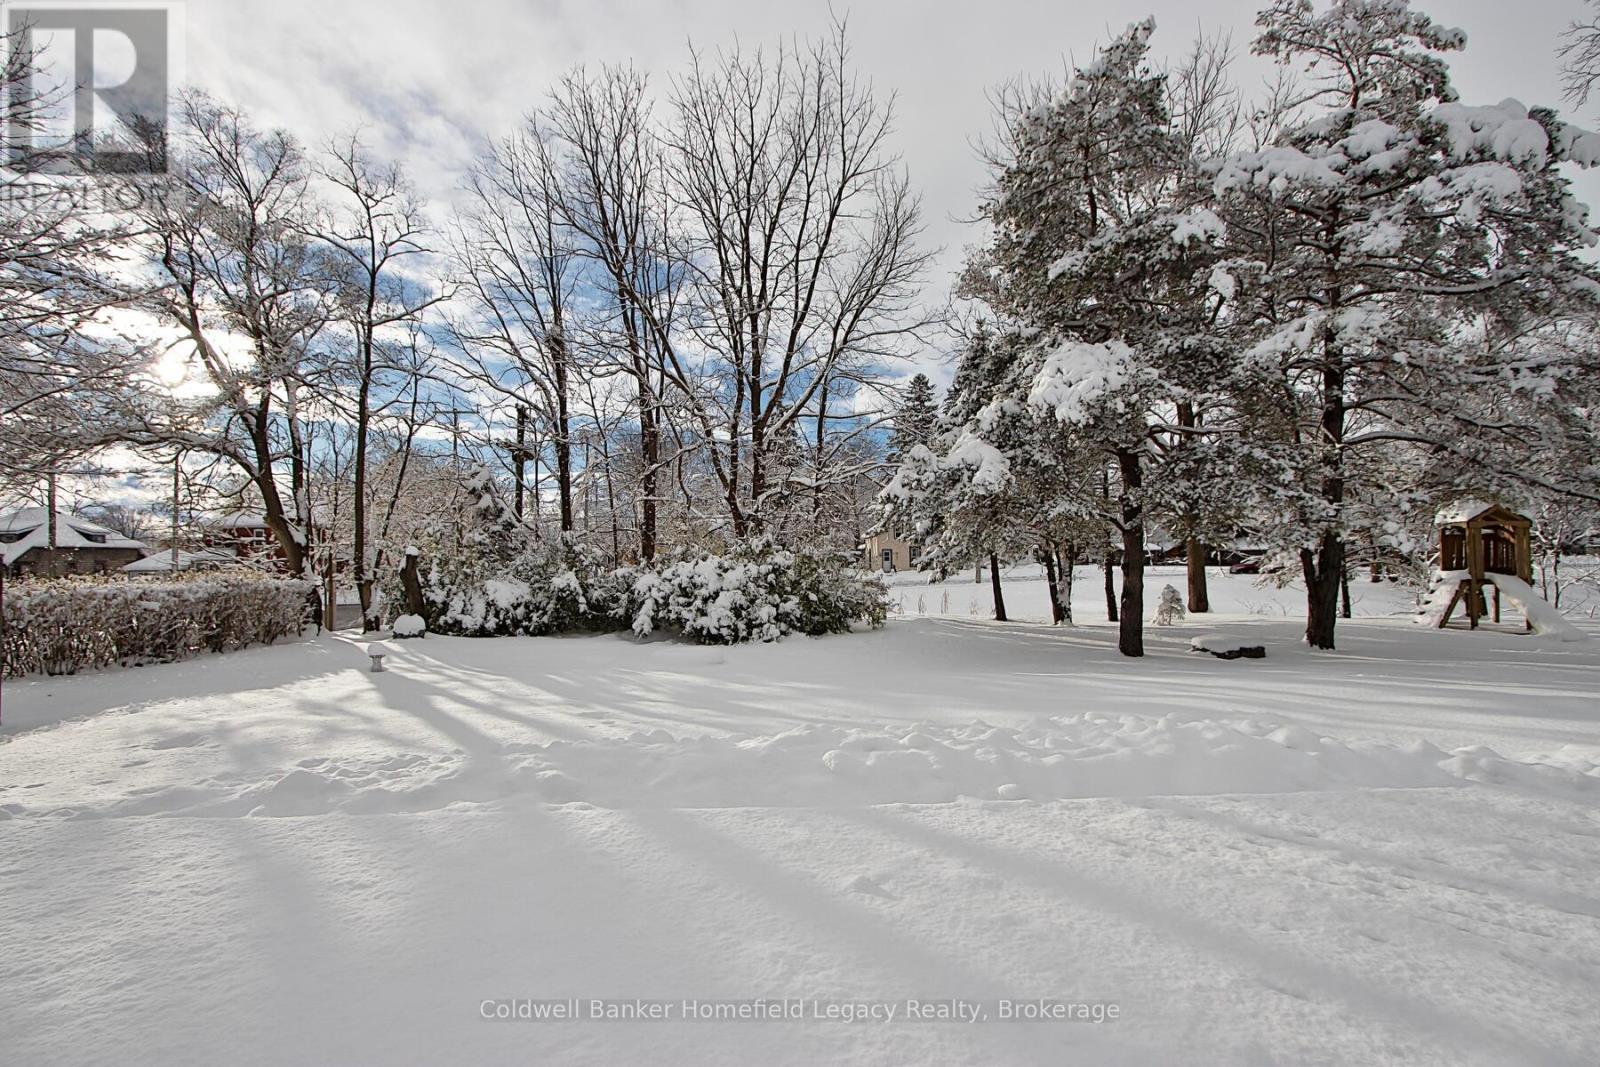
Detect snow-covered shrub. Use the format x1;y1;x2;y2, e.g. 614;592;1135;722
416;536;628;637
1;573;313;677
626;540;888;644
1153;584;1185;626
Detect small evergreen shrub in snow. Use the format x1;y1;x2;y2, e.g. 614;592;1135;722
1153;584;1185;626
626;541;889;644
1;574;313;677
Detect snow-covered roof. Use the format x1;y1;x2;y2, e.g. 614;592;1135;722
0;507;147;565
122;548;237;573
1434;500;1527;526
210;512;270;530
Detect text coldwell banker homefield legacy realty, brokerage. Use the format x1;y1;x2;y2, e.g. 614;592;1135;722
479;998;1123;1024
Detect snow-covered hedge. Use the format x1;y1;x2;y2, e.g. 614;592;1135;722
626;544;889;643
416;538;627;637
1;574;314;677
411;538;886;644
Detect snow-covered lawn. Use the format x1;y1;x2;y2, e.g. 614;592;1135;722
4;570;1599;1065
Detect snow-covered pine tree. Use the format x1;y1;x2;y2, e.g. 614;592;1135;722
1153;584;1186;625
1211;0;1600;649
957;20;1232;657
889;373;940;461
881;328;1038;610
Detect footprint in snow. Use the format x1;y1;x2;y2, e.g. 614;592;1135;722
843;875;897;900
149;732;208;750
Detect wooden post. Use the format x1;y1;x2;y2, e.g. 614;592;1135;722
1465;525;1483;628
1437;581;1464;629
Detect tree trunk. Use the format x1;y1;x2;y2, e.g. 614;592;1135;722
399;549;425;616
551;334;574;533
1056;543;1075;624
354;368;374;632
1043;549;1063;625
513;404;528;521
1301;533;1345;650
1304;275;1348;650
1103;552;1118;622
324;555;337;633
1340;566;1352;619
1186;538;1210;614
813;380;829;533
1176;403;1208;615
1116;449;1145;658
989;553;1007;622
639;378;658;560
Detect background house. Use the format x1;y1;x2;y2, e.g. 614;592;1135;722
201;512;289;566
863;531;917;573
0;507;149;577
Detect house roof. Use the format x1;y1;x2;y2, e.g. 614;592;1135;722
210;512;270;530
0;507;148;565
122;548;237;573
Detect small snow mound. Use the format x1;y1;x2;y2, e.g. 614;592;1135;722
392;614;426;639
250;769;352;817
1266;725;1321;750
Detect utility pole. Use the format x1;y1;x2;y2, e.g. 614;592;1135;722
171;451;181;570
45;472;58;577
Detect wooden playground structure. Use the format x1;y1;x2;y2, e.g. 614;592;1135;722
1432;502;1534;630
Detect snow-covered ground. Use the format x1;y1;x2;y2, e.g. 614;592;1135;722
4;569;1599;1065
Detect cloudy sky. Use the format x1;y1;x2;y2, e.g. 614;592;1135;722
178;0;1597;295
19;0;1597;508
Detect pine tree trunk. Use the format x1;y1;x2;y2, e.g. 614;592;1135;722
989;553;1008;622
1186;538;1210;613
1176;403;1209;615
1301;533;1345;650
1304;280;1348;650
1103;552;1118;622
1340;566;1352;619
1056;543;1075;624
1116;449;1145;658
1043;549;1063;625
